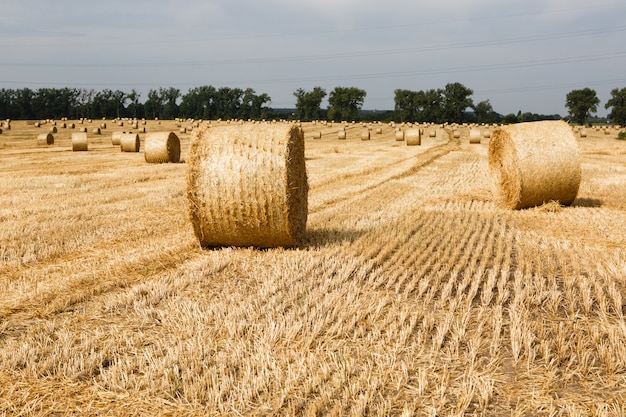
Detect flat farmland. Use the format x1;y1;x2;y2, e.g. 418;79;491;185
1;119;625;416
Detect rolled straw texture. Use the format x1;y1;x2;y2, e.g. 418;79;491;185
488;120;581;210
406;128;421;146
37;133;54;146
71;132;88;151
395;130;404;141
111;131;122;145
186;123;308;248
120;133;140;152
361;130;370;141
338;130;346;140
469;128;481;144
144;131;180;163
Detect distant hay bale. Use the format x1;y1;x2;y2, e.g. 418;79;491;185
71;132;88;151
60;122;66;128
111;131;122;145
120;133;140;152
469;128;481;144
180;127;187;133
395;130;404;141
37;133;54;146
361;130;370;140
144;131;180;163
34;121;41;127
186;123;308;248
579;129;587;138
429;130;436;138
488;120;581;210
483;130;491;139
313;131;322;139
79;127;87;132
49;126;57;134
92;127;101;135
375;127;382;134
453;130;460;138
338;130;346;140
101;122;107;129
406;128;421;146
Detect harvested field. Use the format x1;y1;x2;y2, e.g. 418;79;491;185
1;120;626;416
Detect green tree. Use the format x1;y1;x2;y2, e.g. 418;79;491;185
327;86;366;122
294;87;327;121
474;100;499;124
605;87;626;126
566;88;599;125
394;89;419;122
442;82;474;123
418;89;444;123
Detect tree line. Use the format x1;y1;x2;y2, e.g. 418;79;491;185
0;83;624;125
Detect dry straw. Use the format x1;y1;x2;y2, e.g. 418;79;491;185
186;123;308;248
406;128;421;146
338;130;346;140
71;132;88;151
395;130;404;141
469;128;481;144
361;130;370;140
144;131;180;163
488;120;581;209
111;132;122;145
120;133;140;152
37;133;54;146
92;127;101;135
429;130;436;138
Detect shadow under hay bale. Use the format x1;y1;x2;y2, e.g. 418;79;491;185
187;123;308;248
488;120;581;210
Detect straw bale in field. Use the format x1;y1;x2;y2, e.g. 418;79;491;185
120;133;140;152
92;127;101;135
361;130;370;140
37;133;54;146
406;128;421;146
395;130;404;141
71;132;88;151
111;132;122;145
49;126;57;134
469;128;481;144
313;131;322;139
144;132;180;163
453;130;460;138
429;130;436;138
187;123;308;248
488;120;581;210
579;129;587;138
338;130;346;140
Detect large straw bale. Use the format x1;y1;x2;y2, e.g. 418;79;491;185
186;123;308;248
395;130;404;141
338;130;346;140
361;130;370;141
111;131;122;145
406;128;421;146
37;133;54;146
120;133;140;152
144;131;180;163
488;120;581;209
71;132;88;151
469;128;481;144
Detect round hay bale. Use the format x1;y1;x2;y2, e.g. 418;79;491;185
395;130;404;141
453;130;460;138
579;129;587;138
101;122;107;129
406;128;421;146
180;127;187;133
375;127;383;134
482;130;491;139
0;128;3;134
488;120;581;210
144;131;180;163
469;128;481;144
111;131;122;145
34;121;41;127
186;123;308;248
92;127;101;135
118;121;124;126
79;127;87;133
60;122;67;128
313;131;322;139
37;133;54;146
429;130;436;138
49;126;57;134
71;132;88;151
338;130;346;140
120;133;140;152
361;130;370;141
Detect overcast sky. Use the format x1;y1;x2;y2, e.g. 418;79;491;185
1;0;625;116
